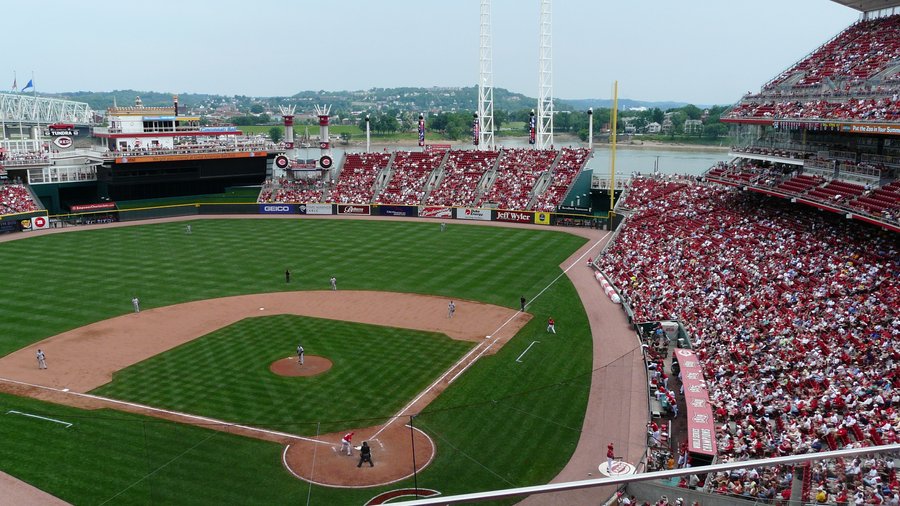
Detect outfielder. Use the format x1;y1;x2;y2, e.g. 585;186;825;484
547;317;556;334
132;296;140;313
330;276;337;291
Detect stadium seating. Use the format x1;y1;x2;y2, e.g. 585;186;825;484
0;184;39;215
532;147;591;212
258;178;328;203
478;148;557;210
425;150;499;207
767;15;900;90
375;150;445;205
598;178;899;505
329;152;391;204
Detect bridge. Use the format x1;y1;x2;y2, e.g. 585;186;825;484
0;93;94;127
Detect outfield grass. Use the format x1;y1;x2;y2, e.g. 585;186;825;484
93;315;474;435
0;218;594;503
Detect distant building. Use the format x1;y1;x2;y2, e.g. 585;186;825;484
684;119;703;135
646;122;662;134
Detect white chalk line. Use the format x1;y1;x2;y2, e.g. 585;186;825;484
515;341;541;363
0;376;328;444
373;232;611;438
7;409;73;428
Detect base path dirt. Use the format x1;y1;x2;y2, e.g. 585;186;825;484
0;471;70;506
0;290;525;393
0;215;649;499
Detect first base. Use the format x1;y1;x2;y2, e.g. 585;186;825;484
259;307;264;310
485;335;491;339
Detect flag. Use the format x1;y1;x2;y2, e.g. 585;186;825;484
21;79;33;92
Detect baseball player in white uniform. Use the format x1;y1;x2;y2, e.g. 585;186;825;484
132;296;140;313
330;276;337;291
297;344;304;365
36;349;47;369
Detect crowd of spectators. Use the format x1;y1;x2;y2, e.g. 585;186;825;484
375;150;445;205
478;148;557;210
257;177;330;203
532;147;591;212
766;15;900;90
425;150;499;207
105;139;273;158
0;149;49;166
599;178;899;504
726;97;900;122
0;183;39;215
329;152;391;204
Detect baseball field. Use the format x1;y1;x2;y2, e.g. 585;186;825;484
0;217;598;504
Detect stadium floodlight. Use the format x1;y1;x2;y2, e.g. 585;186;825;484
537;0;553;150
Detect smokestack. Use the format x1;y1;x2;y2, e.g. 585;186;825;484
173;95;179;116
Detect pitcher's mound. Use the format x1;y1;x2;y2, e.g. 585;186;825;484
270;356;332;377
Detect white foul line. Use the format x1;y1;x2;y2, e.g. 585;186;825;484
374;232;612;437
7;409;72;428
0;377;327;444
515;341;540;363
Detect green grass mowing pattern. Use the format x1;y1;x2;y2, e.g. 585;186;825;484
0;219;592;503
0;219;584;357
409;278;596;497
92;315;474;434
0;392;397;505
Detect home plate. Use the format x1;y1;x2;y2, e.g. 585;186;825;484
354;446;362;451
259;307;265;311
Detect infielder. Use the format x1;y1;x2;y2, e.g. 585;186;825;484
36;349;47;369
132;296;140;313
330;276;337;291
448;301;456;318
297;344;304;366
340;432;354;455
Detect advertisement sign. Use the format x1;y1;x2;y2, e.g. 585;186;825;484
47;127;76;136
419;206;453;219
379;205;416;217
675;348;717;456
846;123;900;136
534;212;551;225
298;203;332;215
458;208;491;221
495;210;532;223
70;202;117;212
557;204;592;215
259;204;295;214
337;204;370;216
30;215;49;230
53;136;73;149
115;151;266;164
0;220;19;233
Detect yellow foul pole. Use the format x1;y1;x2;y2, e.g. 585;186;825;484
609;80;618;215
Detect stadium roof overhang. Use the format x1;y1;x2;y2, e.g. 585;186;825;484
831;0;900;12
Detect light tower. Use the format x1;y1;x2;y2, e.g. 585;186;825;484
537;0;554;150
478;0;495;150
279;105;296;149
314;104;334;169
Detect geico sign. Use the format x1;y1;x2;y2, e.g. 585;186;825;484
264;205;290;212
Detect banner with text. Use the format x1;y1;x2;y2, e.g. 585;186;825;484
298;203;333;215
457;208;491;221
337;204;371;216
675;348;717;456
495;210;533;223
259;204;295;214
378;205;417;217
418;206;453;219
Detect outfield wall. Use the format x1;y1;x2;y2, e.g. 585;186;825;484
26;202;616;232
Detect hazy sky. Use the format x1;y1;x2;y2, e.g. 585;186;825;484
5;0;859;105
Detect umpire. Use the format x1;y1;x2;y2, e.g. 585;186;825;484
357;441;374;467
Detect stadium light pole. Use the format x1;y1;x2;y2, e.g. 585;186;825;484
365;114;370;153
587;108;593;150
